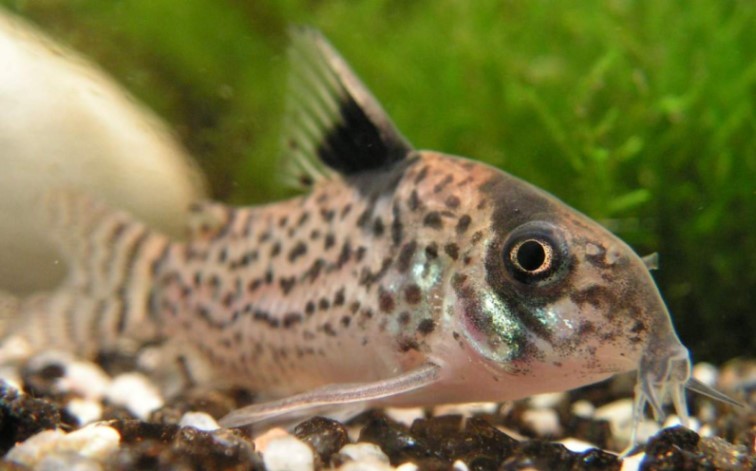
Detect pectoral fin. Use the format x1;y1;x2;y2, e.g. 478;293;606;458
641;252;659;271
219;362;440;429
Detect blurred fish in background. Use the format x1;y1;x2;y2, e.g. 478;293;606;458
0;7;205;294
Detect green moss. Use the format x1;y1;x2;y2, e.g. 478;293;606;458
3;0;754;362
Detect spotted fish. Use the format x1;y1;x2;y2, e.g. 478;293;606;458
2;28;736;445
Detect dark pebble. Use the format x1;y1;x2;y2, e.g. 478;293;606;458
567;373;634;408
564;415;615;450
0;382;69;455
106;440;171;470
699;435;755;470
501;440;620;471
411;415;519;467
497;401;533;437
101;404;138;422
107;419;180;444
105;419;262;471
359;413;621;470
640;426;708;470
358;413;444;466
19;361;65;398
293;416;350;463
94;350;140;377
640;427;756;471
169;427;259;470
150;389;240;425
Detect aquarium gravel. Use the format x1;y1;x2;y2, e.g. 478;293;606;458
0;348;752;470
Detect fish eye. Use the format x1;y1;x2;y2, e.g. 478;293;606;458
503;222;567;284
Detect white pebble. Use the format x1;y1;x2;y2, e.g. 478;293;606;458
135;345;165;372
632;420;660;447
106;372;163;419
559;437;598;453
522;408;562;436
432;402;499;417
663;415;700;432
620;451;645;471
263;435;314;471
594;398;633;425
253;427;291;453
571;400;595;418
692;362;719;387
452;460;471;471
339;462;393;471
339;443;391;464
0;334;31;363
495;424;527;441
594;399;659;447
6;424;120;467
396;462;419;471
66;398;103;425
179;411;220;431
0;365;22;391
529;391;566;409
61;424;121;459
383;407;425;426
697;401;717;423
58;361;111;400
611;419;659;450
26;350;75;373
698;424;714;438
6;430;67;466
718;359;756;393
37;452;102;471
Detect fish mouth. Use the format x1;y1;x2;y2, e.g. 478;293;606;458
635;338;691;425
627;334;691;451
630;329;743;450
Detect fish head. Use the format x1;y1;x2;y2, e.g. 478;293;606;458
408;153;690;401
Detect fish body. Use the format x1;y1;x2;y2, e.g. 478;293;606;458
156;151;659;402
4;29;726;437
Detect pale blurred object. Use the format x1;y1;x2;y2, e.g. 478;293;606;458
0;8;205;293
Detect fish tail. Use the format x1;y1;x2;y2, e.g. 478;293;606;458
6;191;171;356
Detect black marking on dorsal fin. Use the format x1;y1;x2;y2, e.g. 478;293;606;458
281;27;413;188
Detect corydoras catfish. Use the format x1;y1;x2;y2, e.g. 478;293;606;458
1;28;736;447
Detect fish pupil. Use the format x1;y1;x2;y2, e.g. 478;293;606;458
501;219;566;285
515;239;548;271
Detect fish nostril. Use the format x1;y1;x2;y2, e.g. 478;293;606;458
606;248;623;265
585;243;603;257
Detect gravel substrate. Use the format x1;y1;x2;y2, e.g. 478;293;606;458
0;347;753;470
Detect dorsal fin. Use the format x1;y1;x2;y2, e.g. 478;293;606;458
280;27;413;188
